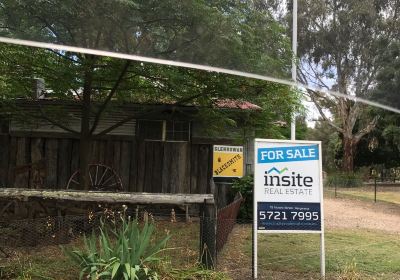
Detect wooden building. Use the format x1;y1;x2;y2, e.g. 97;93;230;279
0;100;256;194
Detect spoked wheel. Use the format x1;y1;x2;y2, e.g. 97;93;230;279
66;164;123;191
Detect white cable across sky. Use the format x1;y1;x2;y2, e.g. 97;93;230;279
1;36;400;115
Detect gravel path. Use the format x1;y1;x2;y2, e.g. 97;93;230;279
324;197;400;233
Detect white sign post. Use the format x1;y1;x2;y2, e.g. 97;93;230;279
253;139;325;279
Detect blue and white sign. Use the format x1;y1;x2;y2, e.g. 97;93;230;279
254;140;324;232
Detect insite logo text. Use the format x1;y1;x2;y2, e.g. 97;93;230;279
264;167;313;187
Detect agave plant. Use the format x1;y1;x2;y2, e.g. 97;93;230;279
63;217;170;280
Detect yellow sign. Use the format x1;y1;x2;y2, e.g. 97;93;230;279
213;145;244;177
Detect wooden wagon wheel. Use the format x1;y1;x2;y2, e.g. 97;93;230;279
66;164;123;191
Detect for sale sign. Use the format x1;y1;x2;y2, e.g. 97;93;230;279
254;139;323;232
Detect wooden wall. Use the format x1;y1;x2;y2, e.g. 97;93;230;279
0;135;213;194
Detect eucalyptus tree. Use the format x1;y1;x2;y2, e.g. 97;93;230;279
297;0;400;171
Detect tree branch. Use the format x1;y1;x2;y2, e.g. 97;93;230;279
36;105;80;135
94;91;209;137
90;60;131;134
47;49;81;64
94;106;166;137
353;115;379;144
308;89;344;133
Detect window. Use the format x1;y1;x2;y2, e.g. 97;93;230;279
138;120;190;142
137;120;164;140
166;121;190;141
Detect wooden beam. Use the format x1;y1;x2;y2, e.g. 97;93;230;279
0;188;214;205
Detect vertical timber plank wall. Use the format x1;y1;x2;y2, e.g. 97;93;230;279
150;142;164;193
7;137;17;187
0;136;213;194
135;140;146;192
197;145;213;193
161;142;190;193
128;139;138;192
45;139;58;188
58;139;72;188
30;138;44;188
0;135;9;186
120;141;131;189
70;140;80;180
14;138;29;187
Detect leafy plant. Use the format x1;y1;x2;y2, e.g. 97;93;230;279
63;218;170;280
232;174;253;219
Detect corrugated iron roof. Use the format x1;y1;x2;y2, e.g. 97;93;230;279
13;98;261;111
214;99;261;110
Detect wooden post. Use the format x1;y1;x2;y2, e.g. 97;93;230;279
335;183;337;198
185;204;189;223
200;199;217;269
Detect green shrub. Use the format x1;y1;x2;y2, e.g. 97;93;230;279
63;218;170;280
232;174;253;220
325;173;363;188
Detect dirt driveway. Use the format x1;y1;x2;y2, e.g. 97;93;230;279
324;197;400;233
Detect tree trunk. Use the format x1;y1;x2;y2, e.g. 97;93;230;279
342;137;355;172
79;134;91;190
79;66;93;190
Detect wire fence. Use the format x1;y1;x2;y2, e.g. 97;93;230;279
325;175;400;204
0;209;207;279
0;196;399;279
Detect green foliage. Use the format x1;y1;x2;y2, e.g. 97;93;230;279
232;174;253;219
0;0;292;78
354;110;400;169
298;0;397;171
373;41;400;106
307;120;341;171
0;0;301;188
325;173;363;188
0;43;299;138
63;218;170;280
0;0;300;138
277;114;308;140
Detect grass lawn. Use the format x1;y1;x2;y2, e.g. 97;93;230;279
325;187;400;205
1;211;399;279
3;225;399;280
0;246;79;279
256;230;400;277
218;226;400;280
0;220;229;280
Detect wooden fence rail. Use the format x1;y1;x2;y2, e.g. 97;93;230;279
0;188;215;205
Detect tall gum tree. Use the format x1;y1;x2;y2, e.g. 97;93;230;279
296;0;400;172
